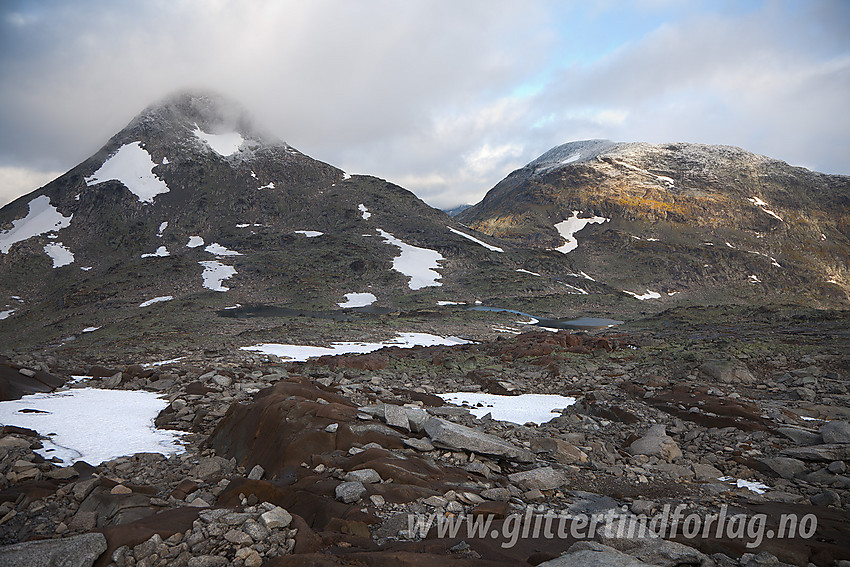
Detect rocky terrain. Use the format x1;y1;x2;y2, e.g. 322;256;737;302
0;305;848;566
459;140;850;307
1;92;849;566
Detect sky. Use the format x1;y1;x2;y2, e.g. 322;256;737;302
0;0;848;209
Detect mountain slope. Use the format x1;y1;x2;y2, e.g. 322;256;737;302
459;140;850;306
1;92;597;354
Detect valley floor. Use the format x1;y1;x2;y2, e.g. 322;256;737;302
0;305;849;566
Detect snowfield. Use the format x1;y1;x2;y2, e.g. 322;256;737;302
85;142;170;203
43;242;74;267
204;243;241;256
242;332;469;362
139;296;173;307
377;229;444;289
338;292;377;308
199;260;237;291
193;124;243;156
186;236;204;248
0;388;185;465
141;245;170;258
624;289;662;300
447;226;504;252
438;392;577;425
294;230;323;237
549;211;609;254
0;195;73;254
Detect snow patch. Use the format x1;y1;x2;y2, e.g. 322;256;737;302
447;226;504;252
562;282;588;295
157;221;168;237
549;211;609;254
358;204;371;220
82;326;100;333
0;310;15;320
0;195;73;254
718;477;770;494
186;236;204;248
624;289;662;300
0;388;185;465
143;357;186;368
193;124;243;156
204;243;241;256
438;392;577;425
294;230;323;237
258;182;275;190
561;153;582;164
748;274;762;283
437;301;465;306
85;142;170;203
141;246;169;258
377;229;444;290
199;261;236;291
43;242;74;267
516;269;541;277
139;296;173;308
747;196;783;221
338;292;377;308
242;332;469;362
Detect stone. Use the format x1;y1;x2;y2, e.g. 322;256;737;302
537;541;654;566
782;444;850;462
424;417;534;462
776;427;823;446
481;486;511;502
423;495;448;508
384;404;410;431
403;438;434;452
601;536;711;567
700;360;755;384
628;425;682;462
187;557;228;567
335;481;366;503
820;421;850;444
241;518;269;541
344;468;382;484
189;456;233;481
0;532;106;567
508;466;568;491
756;457;807;479
223;529;253;545
260;506;292;529
247;464;264;480
46;467;79;480
404;407;430;433
531;437;588;464
810;490;841;507
828;461;847;474
691;463;723;481
111;484;132;495
212;374;232;388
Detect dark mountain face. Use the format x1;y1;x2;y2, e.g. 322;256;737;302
0;92;537;353
459;140;850;307
2;99;847;357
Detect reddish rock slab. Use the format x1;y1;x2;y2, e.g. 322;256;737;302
0;357;64;401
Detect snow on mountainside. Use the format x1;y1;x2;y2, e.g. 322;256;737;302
459;140;850;306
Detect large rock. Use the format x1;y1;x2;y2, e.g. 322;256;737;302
424;417;534;462
335;481;366;503
820;421;850;444
755;457;807;479
628;425;682;462
531;437;588;464
537;541;654;567
782;444;850;462
776;427;822;446
0;532;106;567
508;466;568;491
700;360;755;384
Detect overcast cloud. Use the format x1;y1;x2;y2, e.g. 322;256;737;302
1;0;848;208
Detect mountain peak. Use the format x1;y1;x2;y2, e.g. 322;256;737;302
115;89;283;154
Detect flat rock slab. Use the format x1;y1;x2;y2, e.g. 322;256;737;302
782;444;850;462
424;417;534;462
538;542;654;567
508;466;568;491
0;532;107;567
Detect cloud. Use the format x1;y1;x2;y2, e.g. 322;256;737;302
0;167;62;207
0;0;848;210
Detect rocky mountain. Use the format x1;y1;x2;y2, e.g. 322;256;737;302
0;92;540;355
459;140;850;307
